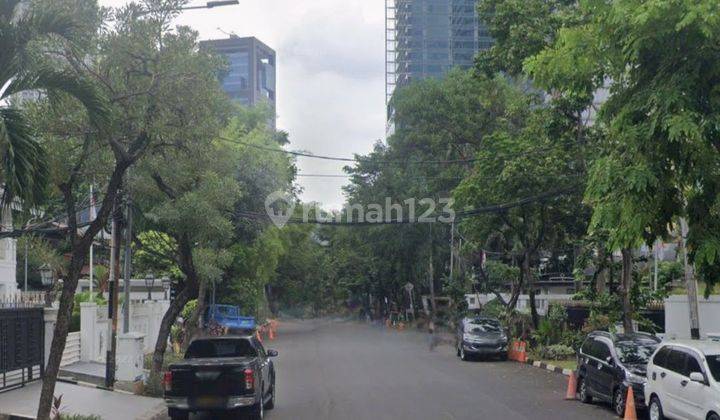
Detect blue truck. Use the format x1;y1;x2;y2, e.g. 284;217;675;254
204;304;256;334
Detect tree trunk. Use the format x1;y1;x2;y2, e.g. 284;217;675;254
621;248;634;333
184;279;207;347
506;280;521;312
151;286;194;374
37;256;84;420
523;251;539;329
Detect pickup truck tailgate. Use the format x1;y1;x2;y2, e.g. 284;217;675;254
168;358;255;398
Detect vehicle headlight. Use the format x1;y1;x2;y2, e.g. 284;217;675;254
625;371;646;385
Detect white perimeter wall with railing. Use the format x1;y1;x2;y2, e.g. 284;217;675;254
80;300;170;362
465;293;576;315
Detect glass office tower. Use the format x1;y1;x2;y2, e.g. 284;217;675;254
201;36;277;129
385;0;492;127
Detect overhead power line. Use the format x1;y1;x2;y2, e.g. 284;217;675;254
237;186;580;226
218;136;481;165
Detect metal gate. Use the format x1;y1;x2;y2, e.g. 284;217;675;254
0;307;44;392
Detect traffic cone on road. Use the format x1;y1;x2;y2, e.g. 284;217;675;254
623;387;638;420
565;372;577;400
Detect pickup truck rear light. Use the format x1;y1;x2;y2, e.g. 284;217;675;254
162;371;173;392
243;368;254;390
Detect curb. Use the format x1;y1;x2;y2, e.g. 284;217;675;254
519;359;574;377
57;376;135;395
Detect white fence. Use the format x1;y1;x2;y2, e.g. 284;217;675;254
664;295;720;339
465;293;576;316
80;300;170;363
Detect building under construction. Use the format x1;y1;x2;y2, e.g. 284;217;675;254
385;0;492;128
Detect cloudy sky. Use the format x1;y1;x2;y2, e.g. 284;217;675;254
100;0;387;210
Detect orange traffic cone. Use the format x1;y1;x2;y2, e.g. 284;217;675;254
623;387;637;420
268;326;275;341
565;372;577;400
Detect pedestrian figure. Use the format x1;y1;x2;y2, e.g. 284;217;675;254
428;319;438;351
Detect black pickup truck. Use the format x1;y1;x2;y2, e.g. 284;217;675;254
163;335;277;420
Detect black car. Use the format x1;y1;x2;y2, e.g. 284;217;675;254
576;331;661;416
163;335;277;420
455;316;508;361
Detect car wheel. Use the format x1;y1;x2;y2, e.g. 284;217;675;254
460;346;469;361
577;377;592;403
707;413;720;420
167;408;189;420
498;352;508;361
248;400;264;420
264;378;275;410
456;343;461;357
648;396;664;420
613;387;626;417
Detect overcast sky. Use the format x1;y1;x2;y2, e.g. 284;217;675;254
100;0;386;210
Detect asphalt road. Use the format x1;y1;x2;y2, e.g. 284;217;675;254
165;319;619;420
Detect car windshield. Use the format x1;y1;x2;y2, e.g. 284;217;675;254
185;339;257;359
466;319;501;334
706;354;720;382
217;306;238;316
615;342;657;364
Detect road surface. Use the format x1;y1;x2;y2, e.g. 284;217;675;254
163;319;618;420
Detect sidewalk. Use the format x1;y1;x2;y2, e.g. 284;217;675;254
0;381;164;420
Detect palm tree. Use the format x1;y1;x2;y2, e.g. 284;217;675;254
0;0;106;206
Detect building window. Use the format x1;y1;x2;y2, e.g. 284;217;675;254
222;51;249;91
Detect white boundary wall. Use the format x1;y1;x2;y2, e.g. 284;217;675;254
465;293;575;315
80;300;170;362
664;295;720;339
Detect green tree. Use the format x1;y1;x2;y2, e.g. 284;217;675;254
476;0;579;77
526;0;720;329
0;0;106;205
453;80;588;328
29;1;230;415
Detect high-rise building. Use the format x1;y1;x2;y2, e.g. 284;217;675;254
201;36;277;129
385;0;492;127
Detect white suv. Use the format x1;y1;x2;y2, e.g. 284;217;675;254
645;340;720;420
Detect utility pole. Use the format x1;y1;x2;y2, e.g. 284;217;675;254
24;241;28;293
89;184;95;296
449;221;454;278
680;218;700;339
105;197;121;388
122;184;133;333
428;224;437;319
653;240;659;292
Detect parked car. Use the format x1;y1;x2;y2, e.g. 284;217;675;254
455;316;508;361
163;335;277;420
204;304;256;334
577;331;661;416
644;340;720;420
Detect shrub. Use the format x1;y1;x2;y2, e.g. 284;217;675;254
143;371;163;398
538;344;576;361
561;329;585;351
181;299;197;321
503;310;533;340
582;312;613;334
480;299;505;319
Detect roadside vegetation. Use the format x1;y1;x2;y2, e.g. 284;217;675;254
3;0;720;418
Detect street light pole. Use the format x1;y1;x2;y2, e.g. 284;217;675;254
135;0;238;16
